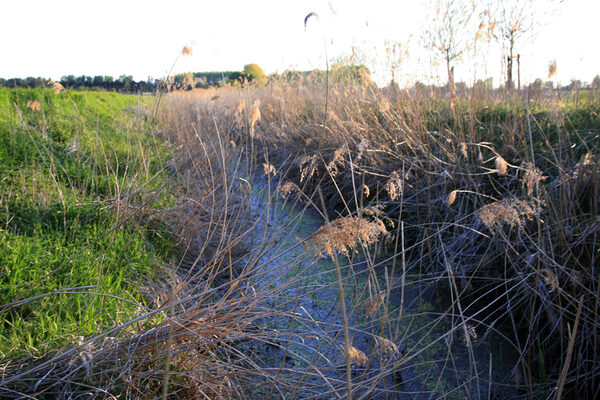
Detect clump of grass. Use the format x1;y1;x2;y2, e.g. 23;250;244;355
476;198;538;231
303;215;388;258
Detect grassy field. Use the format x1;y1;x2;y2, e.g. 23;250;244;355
1;80;599;399
0;87;175;359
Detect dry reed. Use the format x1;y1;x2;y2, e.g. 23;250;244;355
305;215;387;258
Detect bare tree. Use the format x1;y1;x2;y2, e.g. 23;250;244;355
384;40;407;86
496;1;536;90
425;0;476;91
493;0;558;91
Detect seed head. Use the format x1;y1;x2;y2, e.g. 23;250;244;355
373;336;399;359
495;156;508;176
520;162;546;196
49;81;64;94
250;100;261;137
263;162;277;177
306;215;387;258
27;99;41;111
362;184;370;198
459;142;468;158
548;60;557;79
346;346;367;367
385;171;404;201
326;144;348;178
182;46;193;56
447;190;458;206
544;269;559;293
477;198;538;232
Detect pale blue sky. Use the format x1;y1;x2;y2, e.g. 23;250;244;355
1;0;598;86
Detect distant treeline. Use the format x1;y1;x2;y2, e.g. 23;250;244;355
2;70;599;93
0;75;155;92
0;72;238;92
0;66;372;92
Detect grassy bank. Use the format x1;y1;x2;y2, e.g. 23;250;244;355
0;87;175;359
1;86;272;399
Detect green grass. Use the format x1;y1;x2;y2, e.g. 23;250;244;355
0;87;175;359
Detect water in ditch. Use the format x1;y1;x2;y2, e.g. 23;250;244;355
237;177;517;399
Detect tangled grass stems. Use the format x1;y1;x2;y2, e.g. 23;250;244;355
184;79;600;398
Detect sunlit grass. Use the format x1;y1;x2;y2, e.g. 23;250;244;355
0;87;175;359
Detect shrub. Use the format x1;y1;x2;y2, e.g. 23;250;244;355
243;63;267;87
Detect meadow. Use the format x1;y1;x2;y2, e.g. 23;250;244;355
0;76;598;399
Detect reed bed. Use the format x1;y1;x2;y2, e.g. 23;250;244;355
160;79;600;398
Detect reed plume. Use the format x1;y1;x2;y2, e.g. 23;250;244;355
305;215;387;258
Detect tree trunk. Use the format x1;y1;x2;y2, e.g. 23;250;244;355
517;54;521;91
506;55;513;90
446;50;455;93
506;34;515;90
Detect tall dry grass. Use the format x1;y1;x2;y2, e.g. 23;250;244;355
162;78;600;398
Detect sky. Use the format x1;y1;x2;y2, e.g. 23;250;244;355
1;0;599;87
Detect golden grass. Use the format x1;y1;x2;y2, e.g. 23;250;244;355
495;155;508;176
548;59;557;79
26;99;41;111
49;81;64;94
305;215;387;258
249;99;261;137
477;198;537;231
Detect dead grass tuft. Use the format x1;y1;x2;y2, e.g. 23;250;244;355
263;162;277;177
357;139;369;160
278;181;300;199
373;336;400;359
49;81;64;94
26;99;41;111
521;162;546;196
544;268;559;293
477;198;538;231
326;144;348;178
299;154;318;183
459;142;468;158
366;291;386;317
306;215;387;258
384;171;404;201
346;346;368;367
